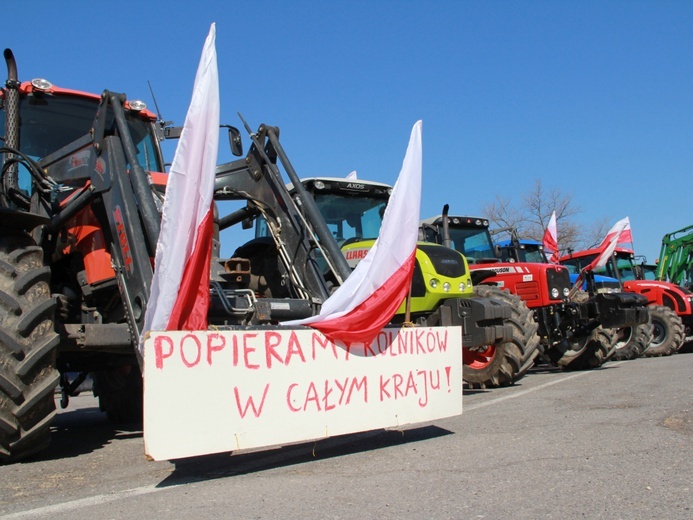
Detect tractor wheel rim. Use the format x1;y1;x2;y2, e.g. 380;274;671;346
614;327;633;350
464;345;496;369
651;321;665;346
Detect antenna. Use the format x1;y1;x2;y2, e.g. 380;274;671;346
237;112;253;135
147;80;168;126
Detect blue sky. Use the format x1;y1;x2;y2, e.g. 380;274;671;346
4;1;691;262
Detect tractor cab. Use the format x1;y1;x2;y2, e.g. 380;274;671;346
0;79;166;195
495;238;548;264
559;247;637;282
295;177;390;264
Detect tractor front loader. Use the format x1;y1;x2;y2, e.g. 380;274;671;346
262;177;525;389
0;49;359;462
656;224;693;289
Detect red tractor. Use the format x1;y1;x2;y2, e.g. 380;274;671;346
497;239;653;361
0;49;357;461
421;212;649;371
560;247;691;356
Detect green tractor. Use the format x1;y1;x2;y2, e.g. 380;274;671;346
656;225;693;289
253;177;539;389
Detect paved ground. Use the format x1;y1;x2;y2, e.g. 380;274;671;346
1;353;691;519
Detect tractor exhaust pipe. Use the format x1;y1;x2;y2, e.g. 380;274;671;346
441;204;452;248
2;48;20;204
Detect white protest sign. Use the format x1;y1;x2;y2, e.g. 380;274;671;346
143;326;462;461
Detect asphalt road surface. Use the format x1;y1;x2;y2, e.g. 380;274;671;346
1;353;691;519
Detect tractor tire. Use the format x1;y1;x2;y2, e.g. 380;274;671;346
555;326;613;371
643;305;684;357
551;290;611;370
463;341;523;389
93;363;143;424
0;234;59;463
609;317;654;361
473;285;541;383
601;327;619;363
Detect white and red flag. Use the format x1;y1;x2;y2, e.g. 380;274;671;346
284;121;423;345
599;216;632;248
542;210;559;263
587;217;631;271
142;23;219;340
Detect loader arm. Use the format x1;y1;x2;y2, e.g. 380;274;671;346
33;92;162;362
214;124;351;305
657;225;693;287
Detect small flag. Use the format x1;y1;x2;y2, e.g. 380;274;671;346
599;216;632;248
588;217;631;271
542;211;559;263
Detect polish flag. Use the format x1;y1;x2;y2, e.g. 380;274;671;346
142;23;219;339
587;217;630;271
599;216;632;248
542;211;559;263
284;121;423;345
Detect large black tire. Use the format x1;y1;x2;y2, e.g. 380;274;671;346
463;341;522;389
474;285;541;382
643;305;684;357
0;235;59;463
554;326;613;371
550;290;611;370
92;363;143;424
609;316;654;361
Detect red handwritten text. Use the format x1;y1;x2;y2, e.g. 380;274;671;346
286;376;367;412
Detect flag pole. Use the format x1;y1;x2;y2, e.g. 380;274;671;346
404;280;413;325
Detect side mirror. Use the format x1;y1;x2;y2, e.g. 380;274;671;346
164;126;183;139
225;125;243;157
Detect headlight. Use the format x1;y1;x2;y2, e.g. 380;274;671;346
551;288;559;299
314;181;325;190
129;100;147;111
31;78;53;91
443;282;451;292
459;282;466;291
563;287;570;297
429;278;439;289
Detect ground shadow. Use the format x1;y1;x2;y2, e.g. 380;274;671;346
677;342;693;354
527;363;564;375
24;404;143;462
529;361;624;375
463;387;493;395
158;424;453;488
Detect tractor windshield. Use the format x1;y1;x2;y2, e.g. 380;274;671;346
1;92;163;189
515;243;547;263
613;253;638;281
446;226;495;262
560;253;622;279
312;192;387;244
499;242;548;263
